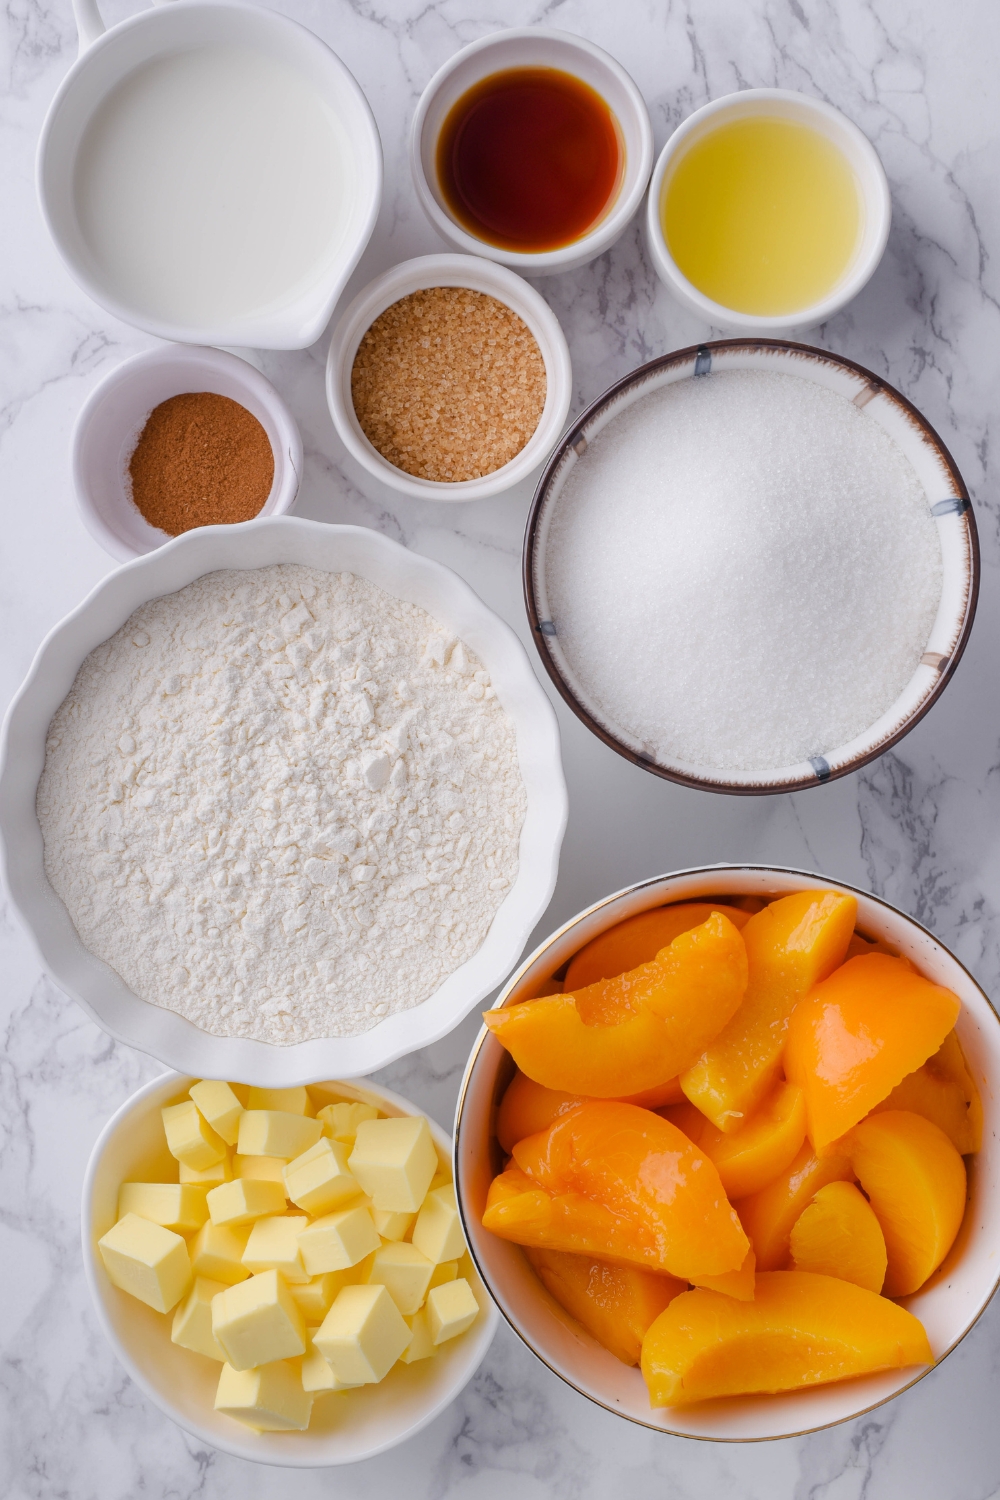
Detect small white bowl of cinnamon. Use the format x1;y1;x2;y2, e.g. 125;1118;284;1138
72;345;303;561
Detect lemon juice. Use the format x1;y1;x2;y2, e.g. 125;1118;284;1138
662;115;862;317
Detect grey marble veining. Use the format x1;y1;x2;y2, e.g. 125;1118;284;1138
2;0;1000;1495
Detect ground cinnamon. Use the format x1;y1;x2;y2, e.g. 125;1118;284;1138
128;391;274;535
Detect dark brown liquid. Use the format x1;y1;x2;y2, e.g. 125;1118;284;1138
436;67;622;253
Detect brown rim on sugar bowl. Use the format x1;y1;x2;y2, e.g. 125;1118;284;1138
523;339;979;795
453;864;1000;1441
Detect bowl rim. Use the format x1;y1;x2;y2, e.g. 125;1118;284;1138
408;26;654;274
325;252;573;502
522;337;980;795
453;862;1000;1441
643;88;891;332
82;1069;499;1466
71;344;304;562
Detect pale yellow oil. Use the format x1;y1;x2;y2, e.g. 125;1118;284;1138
662;115;862;317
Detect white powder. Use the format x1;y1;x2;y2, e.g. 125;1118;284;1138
37;565;526;1043
544;370;943;773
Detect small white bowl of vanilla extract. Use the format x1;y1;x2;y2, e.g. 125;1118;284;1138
646;89;891;333
410;28;653;275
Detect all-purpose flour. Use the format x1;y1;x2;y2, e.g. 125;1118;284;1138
37;565;526;1043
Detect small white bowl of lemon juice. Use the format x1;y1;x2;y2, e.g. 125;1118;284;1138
645;90;890;333
37;1;382;350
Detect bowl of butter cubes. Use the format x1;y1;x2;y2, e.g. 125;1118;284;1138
82;1071;498;1465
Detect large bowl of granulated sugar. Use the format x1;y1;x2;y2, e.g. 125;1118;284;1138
0;518;566;1082
525;339;978;793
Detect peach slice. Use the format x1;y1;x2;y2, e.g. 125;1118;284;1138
872;1030;983;1155
689;1247;756;1301
564;902;750;990
844;1110;967;1297
736;1141;854;1271
664;1080;806;1200
496;1073;683;1156
789;1181;887;1293
640;1271;932;1407
483;913;747;1098
526;1248;685;1365
510;1102;749;1280
784;954;961;1152
681;890;856;1132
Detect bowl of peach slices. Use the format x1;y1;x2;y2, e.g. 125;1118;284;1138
454;865;999;1440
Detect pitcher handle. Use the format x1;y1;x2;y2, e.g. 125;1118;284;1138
72;0;174;56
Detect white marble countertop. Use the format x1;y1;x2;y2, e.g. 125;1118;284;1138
3;0;1000;1494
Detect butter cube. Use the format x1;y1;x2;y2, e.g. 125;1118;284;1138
190;1080;244;1147
215;1360;312;1431
237;1110;323;1160
162;1100;227;1170
317;1102;379;1144
180;1152;232;1185
298;1204;379;1276
367;1242;434;1316
242;1215;310;1282
171;1277;228;1360
428;1259;459;1292
234;1155;288;1187
300;1329;362;1392
98;1213;192;1313
371;1208;417;1242
283;1138;361;1216
211;1268;306;1370
206;1178;287;1227
348;1116;437;1212
247;1086;315;1116
289;1257;375;1320
430;1169;453;1191
426;1279;479;1344
411;1183;466;1265
314;1284;410;1384
118;1182;209;1234
189;1220;252;1284
399;1307;436;1364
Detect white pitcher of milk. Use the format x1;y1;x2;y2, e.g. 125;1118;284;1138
38;0;383;349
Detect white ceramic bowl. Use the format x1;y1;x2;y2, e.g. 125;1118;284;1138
410;29;653;276
38;0;382;349
326;253;572;503
73;345;303;561
454;864;1000;1441
646;90;891;333
83;1071;498;1466
0;516;567;1082
525;339;978;793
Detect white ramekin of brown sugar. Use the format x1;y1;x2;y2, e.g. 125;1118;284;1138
325;253;572;503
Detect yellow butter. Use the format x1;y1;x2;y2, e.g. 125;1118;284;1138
206;1177;287;1227
242;1215;310;1282
247;1086;315;1117
98;1213;192;1313
189;1220;252;1284
367;1241;434;1316
237;1110;323;1160
426;1278;479;1344
283;1138;361;1216
317;1101;379;1144
300;1329;363;1392
162;1100;227;1171
118;1182;209;1234
399;1306;437;1364
411;1183;466;1265
233;1155;288;1187
348;1116;437;1212
314;1283;410;1384
180;1153;232;1185
215;1359;312;1431
298;1204;380;1276
171;1276;228;1361
289;1258;375;1320
428;1259;458;1292
189;1080;244;1147
211;1268;306;1370
371;1208;417;1242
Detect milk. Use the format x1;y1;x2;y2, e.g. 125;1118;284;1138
73;45;355;327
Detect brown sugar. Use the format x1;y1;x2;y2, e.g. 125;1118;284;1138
350;286;547;483
128;392;274;535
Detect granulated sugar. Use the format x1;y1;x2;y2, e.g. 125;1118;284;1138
544;369;942;773
37;565;526;1043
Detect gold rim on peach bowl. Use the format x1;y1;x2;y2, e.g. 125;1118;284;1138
523;340;979;795
453;865;1000;1441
